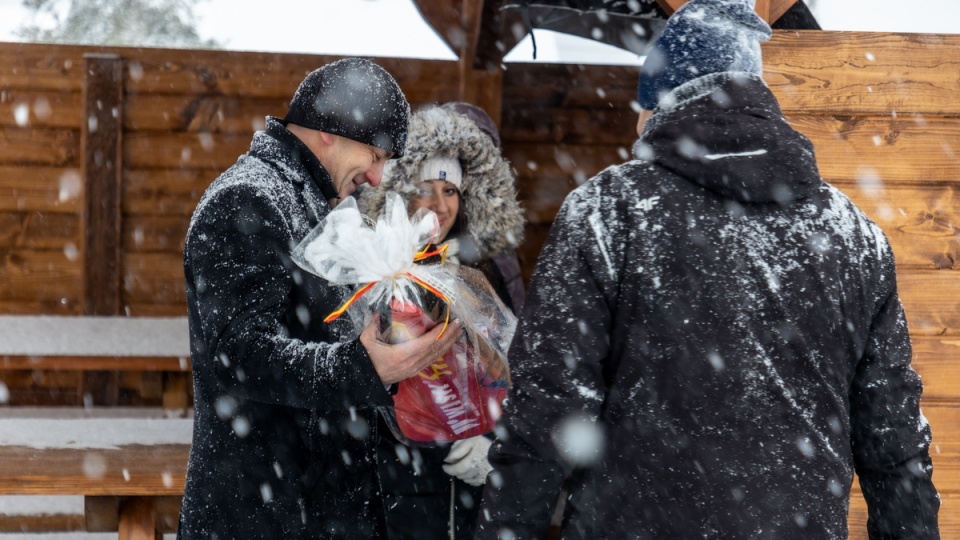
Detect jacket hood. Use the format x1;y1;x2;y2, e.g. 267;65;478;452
358;106;525;258
637;72;821;204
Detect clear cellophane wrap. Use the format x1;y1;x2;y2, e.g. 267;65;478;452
292;193;515;446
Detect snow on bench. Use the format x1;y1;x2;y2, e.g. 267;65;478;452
0;407;192;539
0;316;192;409
0;315;189;364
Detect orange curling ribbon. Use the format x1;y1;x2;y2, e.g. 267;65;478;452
413;243;449;263
323;281;377;323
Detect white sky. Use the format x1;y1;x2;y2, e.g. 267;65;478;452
0;0;957;65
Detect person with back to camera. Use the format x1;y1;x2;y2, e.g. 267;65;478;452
358;103;525;539
178;58;462;539
475;1;940;538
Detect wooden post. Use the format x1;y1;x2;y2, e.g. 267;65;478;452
162;372;191;415
459;0;484;102
459;0;504;128
81;53;124;406
86;496;120;532
117;497;159;540
754;0;771;22
81;53;124;316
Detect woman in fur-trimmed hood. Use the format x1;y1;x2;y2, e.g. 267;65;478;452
357;104;526;540
359;105;525;310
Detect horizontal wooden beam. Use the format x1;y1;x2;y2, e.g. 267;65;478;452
0;44;462;99
655;0;799;24
0;445;188;495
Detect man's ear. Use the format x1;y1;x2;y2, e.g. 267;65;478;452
318;131;336;146
636;109;653;137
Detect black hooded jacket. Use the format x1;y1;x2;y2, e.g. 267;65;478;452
477;73;939;539
179;118;396;539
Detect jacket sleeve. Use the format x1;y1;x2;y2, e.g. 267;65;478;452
477;184;620;539
850;284;940;539
491;250;527;313
186;184;392;413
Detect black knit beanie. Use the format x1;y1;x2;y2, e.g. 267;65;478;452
284;58;411;158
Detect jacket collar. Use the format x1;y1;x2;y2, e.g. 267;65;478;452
640;72;771;139
261;116;339;202
635;72;821;204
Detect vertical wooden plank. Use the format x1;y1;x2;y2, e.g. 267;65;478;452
480;70;505;129
82;53;124;406
459;0;484;100
82;371;121;406
459;0;505;128
754;0;771;22
117;497;159;540
458;68;502;129
162;372;191;415
473;0;507;71
81;53;123;316
85;495;120;532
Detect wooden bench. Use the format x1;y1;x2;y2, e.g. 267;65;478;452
0;412;191;540
0;316;192;410
0;316;193;538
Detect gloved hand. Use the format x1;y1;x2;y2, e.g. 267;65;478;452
442;436;493;486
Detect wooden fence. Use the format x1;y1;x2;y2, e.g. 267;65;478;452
0;31;957;535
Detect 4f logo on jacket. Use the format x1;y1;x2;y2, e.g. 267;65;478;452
636;196;661;212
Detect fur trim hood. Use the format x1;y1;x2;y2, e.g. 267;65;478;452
358;106;525;258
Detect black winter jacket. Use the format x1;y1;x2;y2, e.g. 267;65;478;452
178;118;395;539
477;73;939;539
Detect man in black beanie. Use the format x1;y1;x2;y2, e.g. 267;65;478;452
178;58;462;539
478;0;939;538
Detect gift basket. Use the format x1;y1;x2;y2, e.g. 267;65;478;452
292;192;515;445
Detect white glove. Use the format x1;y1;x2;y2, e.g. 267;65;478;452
442;436;493;486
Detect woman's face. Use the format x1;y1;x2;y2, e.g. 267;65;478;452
409;179;460;241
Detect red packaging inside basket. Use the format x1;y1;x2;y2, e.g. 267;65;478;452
385;299;508;444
